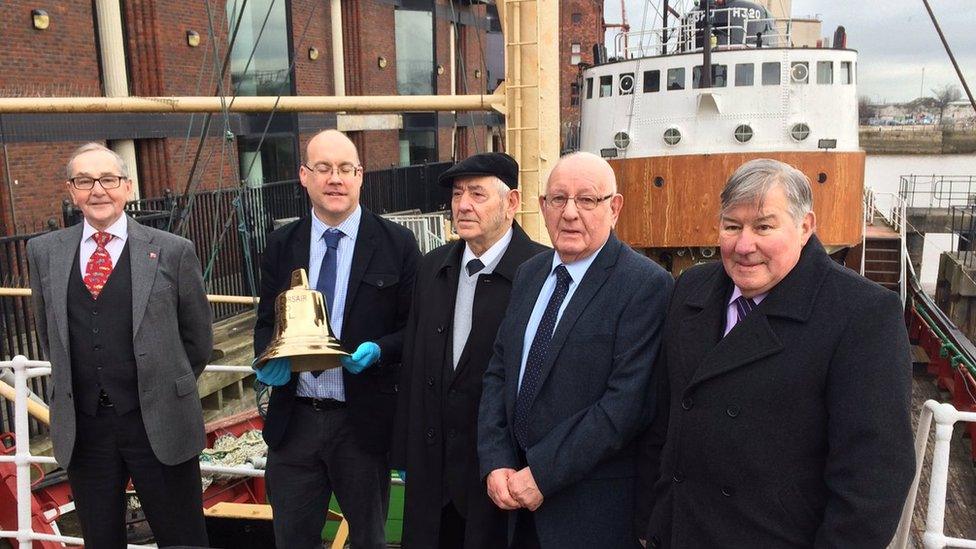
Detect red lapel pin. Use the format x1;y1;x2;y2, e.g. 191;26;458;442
149;252;157;259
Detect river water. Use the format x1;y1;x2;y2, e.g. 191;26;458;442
865;154;976;287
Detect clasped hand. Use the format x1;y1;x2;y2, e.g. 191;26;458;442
486;467;543;511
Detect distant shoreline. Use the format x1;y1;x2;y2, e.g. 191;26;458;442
860;126;976;155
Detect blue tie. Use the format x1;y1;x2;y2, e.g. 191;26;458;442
314;228;344;377
734;295;756;323
514;265;573;449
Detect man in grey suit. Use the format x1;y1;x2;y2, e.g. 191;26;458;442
478;152;673;548
28;143;213;548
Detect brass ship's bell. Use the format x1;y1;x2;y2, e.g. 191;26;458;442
253;268;349;372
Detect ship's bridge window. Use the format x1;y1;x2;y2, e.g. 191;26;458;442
817;61;833;84
791;62;809;84
667;68;686;91
600;75;613;97
692;64;728;88
841;61;853;84
643;70;661;93
735;63;754;86
585;77;593;99
762;62;781;86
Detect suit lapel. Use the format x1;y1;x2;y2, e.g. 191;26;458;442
52;224;83;349
526;236;621;406
291;217;312;275
507;251;554;411
342;212;375;329
128;219;160;336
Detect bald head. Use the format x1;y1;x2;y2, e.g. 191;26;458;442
305;129;360;165
547;152;617;195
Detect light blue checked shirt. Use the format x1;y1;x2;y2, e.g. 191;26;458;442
296;206;362;400
517;242;606;390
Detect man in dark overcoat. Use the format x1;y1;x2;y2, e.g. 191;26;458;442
479;152;673;548
638;158;916;548
393;152;547;548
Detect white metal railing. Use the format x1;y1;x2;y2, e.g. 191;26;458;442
385;212;450;254
0;357;262;549
613;10;793;59
891;400;976;549
863;189;908;304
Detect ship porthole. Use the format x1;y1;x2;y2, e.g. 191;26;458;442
614;131;631;149
663;127;682;146
733;124;753;143
790;123;811;141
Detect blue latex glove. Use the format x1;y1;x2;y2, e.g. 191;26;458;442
340;342;381;374
254;357;291;386
398;470;407;483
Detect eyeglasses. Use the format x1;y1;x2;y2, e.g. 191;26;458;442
69;175;126;190
303;163;362;178
542;194;614;210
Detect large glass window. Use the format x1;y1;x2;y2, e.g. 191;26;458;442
226;0;292;96
238;135;297;187
735;63;754;86
841;61;853;84
692;64;728;88
399;130;437;166
817;61;833;84
667;68;685;90
762;62;781;85
395;8;435;95
643;70;661;93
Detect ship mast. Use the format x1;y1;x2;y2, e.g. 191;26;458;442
701;0;713;88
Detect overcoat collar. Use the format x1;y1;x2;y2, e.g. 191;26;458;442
679;235;832;392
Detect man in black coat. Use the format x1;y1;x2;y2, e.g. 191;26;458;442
638;158;915;548
253;130;420;549
392;152;547;548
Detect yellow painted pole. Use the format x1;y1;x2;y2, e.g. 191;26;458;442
0;94;504;114
0;380;49;426
0;287;257;305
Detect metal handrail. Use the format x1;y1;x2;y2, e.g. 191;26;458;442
0;287;258;304
891;400;976;549
864;190;908;303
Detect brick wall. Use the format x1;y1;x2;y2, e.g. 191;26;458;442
560;1;605;131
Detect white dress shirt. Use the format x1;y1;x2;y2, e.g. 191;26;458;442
79;215;128;277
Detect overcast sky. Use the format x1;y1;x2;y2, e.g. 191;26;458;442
604;0;975;104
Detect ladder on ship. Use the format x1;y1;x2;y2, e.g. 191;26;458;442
862;189;907;302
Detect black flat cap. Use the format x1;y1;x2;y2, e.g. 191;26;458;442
438;152;519;189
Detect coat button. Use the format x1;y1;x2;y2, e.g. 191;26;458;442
436;325;445;334
672;471;685;483
426;428;435;439
377;280;385;287
726;405;740;418
721;486;735;497
681;397;693;410
426;376;435;387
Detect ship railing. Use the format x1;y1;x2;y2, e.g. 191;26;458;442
383;211;451;254
898;174;976;210
613;11;792;60
864;189;908;304
891;400;976;549
0;356;395;549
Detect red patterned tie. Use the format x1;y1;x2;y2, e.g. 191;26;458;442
84;231;114;299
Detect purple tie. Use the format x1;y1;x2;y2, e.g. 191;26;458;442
734;296;757;323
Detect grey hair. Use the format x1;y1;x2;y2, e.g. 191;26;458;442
720;158;812;224
548;151;618;194
65;142;129;179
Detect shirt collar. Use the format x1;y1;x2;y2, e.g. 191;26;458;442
461;227;514;277
549;240;607;285
82;215;127;243
729;286;768;306
311;205;362;243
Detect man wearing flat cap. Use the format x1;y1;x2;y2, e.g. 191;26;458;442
393;152;547;548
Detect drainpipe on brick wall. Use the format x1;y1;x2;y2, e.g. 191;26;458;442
95;0;141;199
332;0;346;97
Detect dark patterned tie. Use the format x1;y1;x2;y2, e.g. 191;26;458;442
513;265;573;449
734;295;757;323
84;231;113;299
313;228;344;377
466;258;485;277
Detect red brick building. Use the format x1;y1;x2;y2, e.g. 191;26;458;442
0;0;604;236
